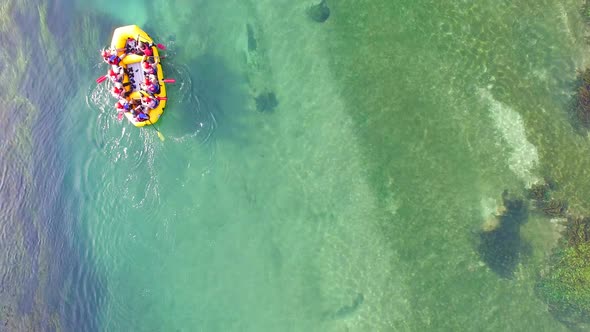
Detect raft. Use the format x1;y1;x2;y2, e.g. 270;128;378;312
110;25;166;127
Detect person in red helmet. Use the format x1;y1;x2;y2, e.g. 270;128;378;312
111;82;128;99
102;48;126;69
114;98;131;118
142;94;159;110
136;41;154;57
115;98;131;111
108;66;124;83
141;56;157;76
125;37;137;54
141;77;160;95
131;104;149;122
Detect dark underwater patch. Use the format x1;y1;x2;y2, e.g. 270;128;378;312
307;0;331;23
247;24;257;52
323;293;364;320
255;92;278;113
478;190;530;278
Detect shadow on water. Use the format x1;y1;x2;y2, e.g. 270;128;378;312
478;190;531;279
174;53;251;144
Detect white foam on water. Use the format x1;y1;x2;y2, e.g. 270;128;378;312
479;88;540;186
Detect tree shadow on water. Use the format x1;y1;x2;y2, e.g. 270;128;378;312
478;190;531;279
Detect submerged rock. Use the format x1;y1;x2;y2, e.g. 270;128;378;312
323;293;364;320
255;92;278;113
478;190;529;278
246;24;257;52
307;0;330;23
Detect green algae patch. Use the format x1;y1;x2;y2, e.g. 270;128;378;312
37;3;59;64
575;68;590;127
537;237;590;329
0;1;77;330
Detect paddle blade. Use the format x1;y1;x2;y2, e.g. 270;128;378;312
157;96;168;101
157;131;165;141
162;79;175;83
156;43;166;50
96;75;107;83
117;112;124;121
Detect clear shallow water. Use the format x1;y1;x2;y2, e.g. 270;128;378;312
3;0;590;330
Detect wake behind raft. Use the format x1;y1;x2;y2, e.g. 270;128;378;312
97;25;173;128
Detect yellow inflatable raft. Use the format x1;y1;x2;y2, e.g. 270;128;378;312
110;25;166;127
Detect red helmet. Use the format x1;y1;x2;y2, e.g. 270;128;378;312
101;50;108;57
143;61;150;68
109;69;115;76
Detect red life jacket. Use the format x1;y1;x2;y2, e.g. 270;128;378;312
108;55;120;65
143;47;153;56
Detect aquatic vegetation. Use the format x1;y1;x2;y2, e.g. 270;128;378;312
541;199;568;217
478;190;529;278
307;0;331;23
585;0;590;20
255;91;278;113
529;180;590;328
528;182;550;202
575;68;590;126
527;179;567;217
536;215;590;329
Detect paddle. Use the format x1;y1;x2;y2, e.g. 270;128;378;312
157;96;167;101
148;119;165;141
117;111;124;121
96;75;107;83
162;79;175;83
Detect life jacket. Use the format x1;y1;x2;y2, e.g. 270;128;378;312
137;112;149;121
143;46;153;56
115;100;130;110
143;62;156;74
113;86;123;95
147;83;159;93
144;97;159;109
108;55;120;65
109;69;120;81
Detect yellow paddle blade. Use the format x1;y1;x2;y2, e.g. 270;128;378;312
157;131;165;141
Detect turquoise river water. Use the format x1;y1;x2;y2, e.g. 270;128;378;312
2;0;590;331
